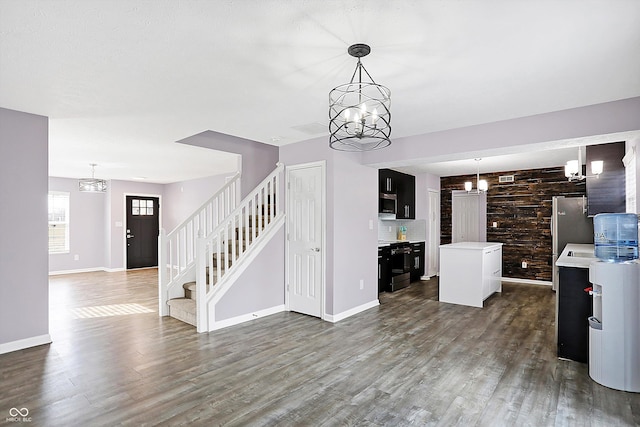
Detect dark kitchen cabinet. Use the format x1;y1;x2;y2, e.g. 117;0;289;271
557;267;592;363
397;173;415;219
410;242;425;282
378;246;391;293
379;169;415;219
586;142;625;216
379;169;396;194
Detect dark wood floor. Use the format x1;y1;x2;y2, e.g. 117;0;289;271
2;270;639;426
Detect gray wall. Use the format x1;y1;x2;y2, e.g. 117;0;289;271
363;96;640;168
48;177;106;273
105;180;165;271
177;131;279;198
279;138;379;316
215;227;286;321
48;173;238;273
163;172;236;232
0;108;50;350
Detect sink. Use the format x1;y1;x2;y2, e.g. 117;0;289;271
568;251;594;258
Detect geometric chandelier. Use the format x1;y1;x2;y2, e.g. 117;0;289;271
329;43;391;151
79;163;107;193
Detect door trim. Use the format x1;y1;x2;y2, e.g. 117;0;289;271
123;192;162;270
427;188;440;277
285;160;326;320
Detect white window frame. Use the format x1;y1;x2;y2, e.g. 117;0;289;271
623;146;637;214
48;191;70;254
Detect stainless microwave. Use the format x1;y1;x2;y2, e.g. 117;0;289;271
379;193;397;219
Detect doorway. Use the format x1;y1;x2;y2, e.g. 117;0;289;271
451;190;487;243
286;161;325;318
427;189;440;277
126;196;159;269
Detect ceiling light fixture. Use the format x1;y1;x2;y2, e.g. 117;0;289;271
79;163;107;193
565;147;604;181
465;159;488;193
329;43;391;151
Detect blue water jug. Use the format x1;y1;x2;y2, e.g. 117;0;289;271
594;213;639;262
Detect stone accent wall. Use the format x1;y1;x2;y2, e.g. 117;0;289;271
440;166;586;281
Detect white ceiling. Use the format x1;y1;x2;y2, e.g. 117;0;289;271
1;1;639;183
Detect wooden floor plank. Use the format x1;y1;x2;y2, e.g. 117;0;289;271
1;269;638;426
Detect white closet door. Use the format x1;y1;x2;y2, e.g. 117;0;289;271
452;191;486;243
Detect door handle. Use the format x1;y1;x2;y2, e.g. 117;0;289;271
310;248;320;252
127;234;134;238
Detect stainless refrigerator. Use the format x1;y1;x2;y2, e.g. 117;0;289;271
551;196;594;291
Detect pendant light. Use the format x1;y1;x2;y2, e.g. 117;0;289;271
79;163;107;193
465;159;488;193
329;43;391;151
565;147;604;181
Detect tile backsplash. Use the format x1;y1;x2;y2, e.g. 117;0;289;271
378;219;426;241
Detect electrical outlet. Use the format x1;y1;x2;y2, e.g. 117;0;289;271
522;261;528;268
360;279;364;290
493;222;498;228
74;254;79;261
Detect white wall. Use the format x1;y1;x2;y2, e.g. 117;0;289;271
0;108;50;353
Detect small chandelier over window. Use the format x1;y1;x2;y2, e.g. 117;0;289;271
329;43;391;151
465;158;488;193
79;163;107;193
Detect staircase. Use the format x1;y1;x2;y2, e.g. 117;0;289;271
159;163;284;332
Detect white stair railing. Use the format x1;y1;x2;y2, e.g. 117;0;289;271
196;163;284;331
158;172;240;315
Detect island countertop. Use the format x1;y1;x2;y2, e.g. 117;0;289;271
439;241;503;250
556;243;597;269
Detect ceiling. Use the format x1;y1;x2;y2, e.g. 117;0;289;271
1;1;639;183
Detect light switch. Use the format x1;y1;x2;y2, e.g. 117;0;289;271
115;221;123;227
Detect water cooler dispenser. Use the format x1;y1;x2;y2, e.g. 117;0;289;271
588;213;640;392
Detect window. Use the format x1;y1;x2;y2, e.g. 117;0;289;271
131;198;153;216
48;192;69;253
623;146;637;213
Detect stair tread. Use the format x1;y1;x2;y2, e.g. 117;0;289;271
167;298;196;311
183;281;211;291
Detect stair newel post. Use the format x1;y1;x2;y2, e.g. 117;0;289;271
196;229;207;333
158;228;169;316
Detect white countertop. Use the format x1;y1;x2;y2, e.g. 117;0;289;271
439;242;503;250
556;243;597;268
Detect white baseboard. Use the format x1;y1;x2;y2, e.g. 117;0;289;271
502;277;552;286
210;304;285;331
49;267;105;276
0;334;52;355
49;267;126;275
325;299;380;323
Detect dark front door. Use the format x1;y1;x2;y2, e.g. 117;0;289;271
126;196;159;269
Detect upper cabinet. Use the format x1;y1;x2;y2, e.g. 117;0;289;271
587;142;626;216
379;169;416;219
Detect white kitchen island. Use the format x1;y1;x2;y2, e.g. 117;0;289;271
439;242;503;307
